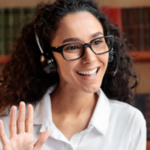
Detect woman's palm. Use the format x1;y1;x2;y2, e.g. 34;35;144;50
3;133;34;150
0;102;50;150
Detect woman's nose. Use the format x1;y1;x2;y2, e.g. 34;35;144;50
81;46;96;64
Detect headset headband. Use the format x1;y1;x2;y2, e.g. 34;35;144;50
35;33;44;54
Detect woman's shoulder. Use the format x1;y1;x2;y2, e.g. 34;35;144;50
109;99;146;127
110;99;142;113
108;99;146;148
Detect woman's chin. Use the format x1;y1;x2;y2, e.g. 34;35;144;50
78;84;101;94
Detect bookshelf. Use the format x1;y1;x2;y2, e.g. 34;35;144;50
101;7;150;63
0;8;34;55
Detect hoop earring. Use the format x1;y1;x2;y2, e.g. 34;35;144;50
130;74;138;89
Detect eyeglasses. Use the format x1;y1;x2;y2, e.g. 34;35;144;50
50;35;114;61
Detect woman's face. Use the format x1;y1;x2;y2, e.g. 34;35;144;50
51;11;109;93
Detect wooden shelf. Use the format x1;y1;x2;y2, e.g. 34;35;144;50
0;55;11;64
129;51;150;62
147;141;150;150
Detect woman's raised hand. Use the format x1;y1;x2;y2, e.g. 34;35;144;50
0;102;50;150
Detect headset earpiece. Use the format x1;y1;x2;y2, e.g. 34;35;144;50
40;53;57;74
35;33;57;74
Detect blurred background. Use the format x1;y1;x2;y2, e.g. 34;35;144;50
0;0;150;149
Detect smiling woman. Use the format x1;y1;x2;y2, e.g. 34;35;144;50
0;0;146;150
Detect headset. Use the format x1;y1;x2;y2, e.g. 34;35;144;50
35;33;57;74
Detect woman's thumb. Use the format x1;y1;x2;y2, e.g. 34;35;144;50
34;130;50;150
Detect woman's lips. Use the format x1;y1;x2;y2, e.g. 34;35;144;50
77;68;98;76
76;67;100;80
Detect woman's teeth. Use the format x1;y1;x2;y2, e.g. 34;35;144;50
77;68;98;76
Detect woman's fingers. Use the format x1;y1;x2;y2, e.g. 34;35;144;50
0;120;9;146
9;106;17;139
34;130;50;150
25;104;34;134
17;101;25;134
10;102;34;135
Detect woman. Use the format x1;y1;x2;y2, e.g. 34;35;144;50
0;0;146;149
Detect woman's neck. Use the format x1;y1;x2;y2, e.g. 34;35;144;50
51;83;98;117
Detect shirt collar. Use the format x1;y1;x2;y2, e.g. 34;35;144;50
33;84;57;128
33;85;110;135
88;88;110;135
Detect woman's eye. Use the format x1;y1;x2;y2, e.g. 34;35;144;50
70;46;78;50
65;45;79;51
93;40;102;45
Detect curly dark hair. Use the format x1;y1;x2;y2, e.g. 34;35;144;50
0;0;137;114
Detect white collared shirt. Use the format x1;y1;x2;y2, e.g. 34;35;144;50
0;85;146;150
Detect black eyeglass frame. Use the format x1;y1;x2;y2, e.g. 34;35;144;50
50;35;114;61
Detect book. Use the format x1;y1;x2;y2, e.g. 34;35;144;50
139;8;144;51
133;8;140;50
0;9;6;55
148;8;150;50
144;7;150;51
13;8;22;43
5;8;14;55
122;8;135;49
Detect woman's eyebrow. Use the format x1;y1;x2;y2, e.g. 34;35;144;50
62;31;103;44
62;38;79;44
91;31;103;37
